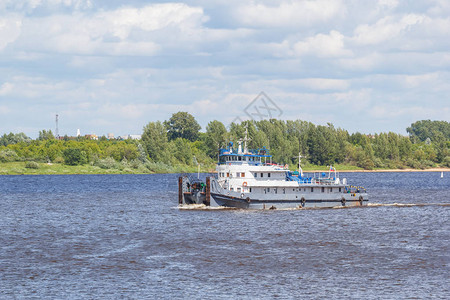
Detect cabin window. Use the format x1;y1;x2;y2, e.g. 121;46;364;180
268;173;271;178
321;187;325;193
238;156;241;161
339;188;342;192
237;187;241;192
274;188;277;194
293;189;295;191
241;172;245;177
329;188;332;193
254;173;257;178
264;188;267;194
261;173;263;177
237;173;240;177
249;188;252;192
267;188;270;192
311;187;314;192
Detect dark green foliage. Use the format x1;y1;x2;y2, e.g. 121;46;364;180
142;121;170;163
0;132;31;146
205;120;228;157
407;120;450;142
25;161;39;169
443;156;450;167
0;149;19;162
164;112;201;141
63;148;88;165
171;138;193;165
1;115;449;171
38;130;55;141
94;157;117;169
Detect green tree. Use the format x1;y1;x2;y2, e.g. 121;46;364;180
0;132;31;146
63;148;88;165
407;120;450;142
205;120;228;158
164;112;201;142
0;149;19;162
38;130;55;141
433;131;448;162
142;121;171;162
171;138;193;165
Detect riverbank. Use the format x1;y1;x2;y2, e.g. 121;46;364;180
0;161;448;175
0;162;211;175
305;168;450;173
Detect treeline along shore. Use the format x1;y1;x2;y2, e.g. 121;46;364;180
1;113;449;175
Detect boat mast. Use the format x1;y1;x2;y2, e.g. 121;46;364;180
243;124;250;154
298;153;304;177
193;156;200;179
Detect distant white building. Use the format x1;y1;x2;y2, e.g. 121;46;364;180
129;134;141;140
77;129;81;137
118;134;142;140
107;133;114;140
85;134;98;140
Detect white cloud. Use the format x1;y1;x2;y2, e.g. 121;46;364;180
0;82;14;95
10;3;207;56
1;0;449;137
336;53;383;72
377;0;399;11
240;78;350;92
353;14;426;46
292;30;352;57
234;0;344;28
0;15;22;51
0;0;93;12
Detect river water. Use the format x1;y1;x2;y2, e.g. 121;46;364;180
0;172;448;299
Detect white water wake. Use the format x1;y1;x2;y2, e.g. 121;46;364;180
176;202;450;211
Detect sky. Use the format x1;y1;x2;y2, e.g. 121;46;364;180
0;0;449;138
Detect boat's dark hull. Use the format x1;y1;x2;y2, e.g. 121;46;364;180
183;191;206;205
211;192;369;209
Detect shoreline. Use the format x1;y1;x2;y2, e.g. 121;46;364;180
305;168;450;173
1;162;449;175
1;167;448;176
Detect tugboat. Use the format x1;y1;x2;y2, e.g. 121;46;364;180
179;130;368;209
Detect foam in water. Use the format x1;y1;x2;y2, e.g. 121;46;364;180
177;202;450;211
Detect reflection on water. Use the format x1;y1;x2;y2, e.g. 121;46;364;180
0;172;449;299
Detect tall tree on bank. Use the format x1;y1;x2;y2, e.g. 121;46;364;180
407;120;450;142
0;132;31;146
142;121;170;162
205;120;228;158
164;112;201;142
38;130;55;141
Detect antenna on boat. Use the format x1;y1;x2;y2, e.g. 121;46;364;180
298;153;304;177
243;123;251;153
193;156;200;179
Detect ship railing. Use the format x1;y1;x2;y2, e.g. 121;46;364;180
286;171;342;185
344;185;367;193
